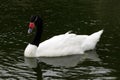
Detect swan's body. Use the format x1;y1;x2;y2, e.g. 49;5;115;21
36;32;87;56
24;16;103;57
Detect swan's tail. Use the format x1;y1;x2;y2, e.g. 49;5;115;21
81;30;104;52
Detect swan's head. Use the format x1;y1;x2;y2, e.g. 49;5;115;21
28;15;43;34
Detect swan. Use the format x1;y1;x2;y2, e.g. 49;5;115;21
24;15;103;57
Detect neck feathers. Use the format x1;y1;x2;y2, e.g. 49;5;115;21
31;18;43;46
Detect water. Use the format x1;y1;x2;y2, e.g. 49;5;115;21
0;0;120;80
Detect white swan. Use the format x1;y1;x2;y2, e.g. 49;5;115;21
24;16;103;57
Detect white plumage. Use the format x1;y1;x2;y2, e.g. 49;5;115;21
24;30;103;57
24;44;37;57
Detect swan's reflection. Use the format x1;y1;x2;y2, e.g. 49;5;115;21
24;57;43;80
24;50;100;80
38;50;100;67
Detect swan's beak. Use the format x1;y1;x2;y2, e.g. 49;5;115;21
28;28;33;34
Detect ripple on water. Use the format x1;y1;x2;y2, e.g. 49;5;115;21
0;48;117;80
0;50;37;80
42;65;116;80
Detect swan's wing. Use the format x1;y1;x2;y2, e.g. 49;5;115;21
36;33;88;57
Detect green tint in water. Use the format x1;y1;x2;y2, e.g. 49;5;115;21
0;0;120;80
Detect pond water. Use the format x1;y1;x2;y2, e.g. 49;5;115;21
0;0;120;80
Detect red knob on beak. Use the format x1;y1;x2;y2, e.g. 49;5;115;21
29;22;35;29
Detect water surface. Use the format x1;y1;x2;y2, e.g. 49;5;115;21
0;0;120;80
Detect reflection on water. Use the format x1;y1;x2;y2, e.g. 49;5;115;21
25;50;99;68
25;58;42;80
38;50;100;67
24;51;116;80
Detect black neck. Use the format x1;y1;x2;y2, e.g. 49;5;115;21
31;22;43;46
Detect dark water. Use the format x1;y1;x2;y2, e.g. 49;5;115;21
0;0;120;80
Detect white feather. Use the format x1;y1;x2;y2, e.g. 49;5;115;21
24;44;37;57
81;30;103;51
